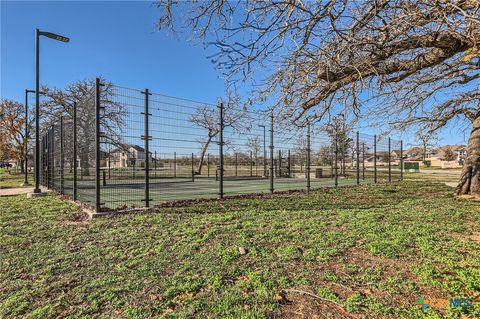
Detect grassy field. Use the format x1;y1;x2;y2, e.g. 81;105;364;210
405;171;461;184
0;168;33;189
1;181;480;318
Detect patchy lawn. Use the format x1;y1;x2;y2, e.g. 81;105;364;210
0;169;33;189
1;181;479;318
404;170;461;184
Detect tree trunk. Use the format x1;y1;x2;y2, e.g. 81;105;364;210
456;114;480;195
196;136;213;175
19;159;25;173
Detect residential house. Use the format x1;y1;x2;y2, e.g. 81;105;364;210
425;145;467;168
109;144;151;168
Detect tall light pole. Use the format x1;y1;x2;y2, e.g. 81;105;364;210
259;124;266;177
32;29;69;194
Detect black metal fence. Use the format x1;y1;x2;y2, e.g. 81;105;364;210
39;79;403;212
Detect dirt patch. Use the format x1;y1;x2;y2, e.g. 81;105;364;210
60;209;91;227
280;287;360;319
456;194;480;201
451;232;480;243
281;248;446;317
61;220;90;227
470;233;480;242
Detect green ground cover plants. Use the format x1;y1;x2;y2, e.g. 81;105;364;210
1;181;479;318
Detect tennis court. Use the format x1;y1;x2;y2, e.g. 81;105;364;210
38;80;403;213
66;172;385;210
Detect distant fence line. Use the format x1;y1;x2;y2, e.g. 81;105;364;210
39;78;403;213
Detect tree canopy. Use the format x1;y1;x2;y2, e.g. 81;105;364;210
157;0;480;195
0;99;30;168
157;0;479;127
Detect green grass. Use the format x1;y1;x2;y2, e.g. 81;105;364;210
405;171;461;184
1;181;480;318
0;169;33;189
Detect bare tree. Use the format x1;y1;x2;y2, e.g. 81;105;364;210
41;79;125;176
416;131;438;161
190;93;250;174
246;136;261;169
317;145;333;166
157;0;480;195
323;116;354;175
293;135;308;166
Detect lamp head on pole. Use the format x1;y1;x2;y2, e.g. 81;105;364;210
39;31;70;43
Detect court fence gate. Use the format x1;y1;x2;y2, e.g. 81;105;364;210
39;78;404;213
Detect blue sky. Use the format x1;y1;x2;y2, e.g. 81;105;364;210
1;1;224;102
0;1;471;146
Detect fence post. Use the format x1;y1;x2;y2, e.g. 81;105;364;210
250;151;253;177
154;151;157;178
50;126;54;189
287;149;291;177
388;137;392;183
219;102;224;198
73;102;77;201
60;116;64;194
39;136;42;185
47;131;50;187
235;153;238;177
43;134;45;186
52;125;56;189
94;77;101;213
41;134;44;186
263;125;267;177
46;133;49;186
306;123;311;192
46;133;49;187
400;140;404;181
48;124;55;189
43;135;46;186
44;130;48;187
48;126;52;189
356;131;360;185
108;150;111;180
362;142;365;180
174;151;177;178
191;153;195;182
23;90;30;186
334;131;338;188
278;150;282;177
142;88;151;208
269;111;274;193
374;134;377;184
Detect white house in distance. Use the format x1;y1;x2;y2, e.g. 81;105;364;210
403;144;467;168
109;144;151;168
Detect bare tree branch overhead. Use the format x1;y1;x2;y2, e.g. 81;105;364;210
156;0;480;195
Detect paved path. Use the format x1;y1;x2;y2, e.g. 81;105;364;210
420;169;462;175
445;182;458;188
0;187;35;197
